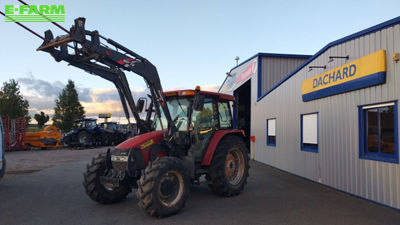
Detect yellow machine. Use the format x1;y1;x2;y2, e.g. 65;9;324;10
24;126;61;149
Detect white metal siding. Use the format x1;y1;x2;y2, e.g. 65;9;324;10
252;24;400;209
261;57;307;94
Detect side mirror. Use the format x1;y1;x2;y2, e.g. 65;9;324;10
137;97;147;113
193;93;205;111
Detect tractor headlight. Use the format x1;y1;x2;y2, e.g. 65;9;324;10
111;155;129;162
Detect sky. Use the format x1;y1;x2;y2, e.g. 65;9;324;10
0;0;399;122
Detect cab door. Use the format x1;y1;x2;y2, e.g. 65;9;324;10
190;98;218;161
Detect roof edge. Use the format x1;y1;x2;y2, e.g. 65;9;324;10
257;16;400;102
218;52;312;92
229;52;311;73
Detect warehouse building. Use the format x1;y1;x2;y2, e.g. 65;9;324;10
219;16;400;209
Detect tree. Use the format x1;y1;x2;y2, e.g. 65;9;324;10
34;111;49;128
53;80;85;132
0;79;30;123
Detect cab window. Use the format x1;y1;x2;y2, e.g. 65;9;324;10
191;98;217;130
86;121;96;128
218;102;232;129
154;98;190;131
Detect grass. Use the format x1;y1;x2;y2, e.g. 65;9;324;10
26;125;42;132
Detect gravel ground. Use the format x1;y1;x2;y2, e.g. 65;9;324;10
4;147;107;175
1;147;400;225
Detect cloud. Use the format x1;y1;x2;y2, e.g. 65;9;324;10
89;88;150;103
17;75;220;122
20;88;57;118
29;108;54;117
167;84;220;92
81;100;123;117
18;74;92;102
201;84;220;92
167;87;185;91
83;88;150;117
18;75;64;97
93;88;121;102
78;88;92;102
17;75;150;120
23;93;56;110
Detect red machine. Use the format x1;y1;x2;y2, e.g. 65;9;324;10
1;116;26;151
7;14;250;218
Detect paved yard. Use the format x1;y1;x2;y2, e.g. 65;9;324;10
4;148;106;175
0;148;399;225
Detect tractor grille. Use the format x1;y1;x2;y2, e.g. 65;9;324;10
112;161;128;171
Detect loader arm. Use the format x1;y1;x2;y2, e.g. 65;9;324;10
37;17;177;139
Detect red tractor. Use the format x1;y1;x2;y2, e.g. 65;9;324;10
37;18;249;217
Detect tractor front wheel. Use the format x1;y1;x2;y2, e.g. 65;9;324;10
208;136;249;196
83;154;131;204
137;157;189;218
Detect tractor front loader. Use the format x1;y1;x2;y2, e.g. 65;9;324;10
34;17;250;217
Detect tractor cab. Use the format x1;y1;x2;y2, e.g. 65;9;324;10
100;122;118;131
74;119;97;129
156;88;235;161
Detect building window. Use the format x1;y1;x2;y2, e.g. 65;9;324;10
301;113;318;152
359;102;398;163
267;118;276;146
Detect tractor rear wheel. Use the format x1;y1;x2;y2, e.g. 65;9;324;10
78;131;93;147
102;132;113;146
137;157;189;218
208;136;249;196
83;154;131;204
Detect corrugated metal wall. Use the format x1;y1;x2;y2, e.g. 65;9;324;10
261;57;307;94
252;24;400;209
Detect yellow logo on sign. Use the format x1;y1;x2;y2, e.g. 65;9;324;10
302;50;386;96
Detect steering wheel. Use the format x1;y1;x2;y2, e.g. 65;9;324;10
173;115;180;123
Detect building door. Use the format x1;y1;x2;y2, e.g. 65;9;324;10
234;79;251;149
